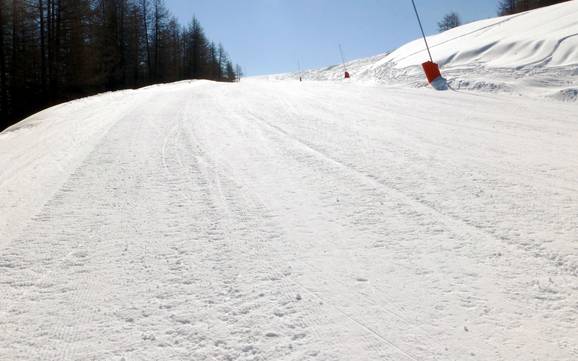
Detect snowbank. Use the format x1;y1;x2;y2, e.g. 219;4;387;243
271;1;578;99
385;2;578;69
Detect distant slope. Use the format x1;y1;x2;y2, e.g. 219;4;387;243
270;1;578;100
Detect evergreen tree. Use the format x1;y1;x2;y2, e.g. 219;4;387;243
184;17;209;80
498;0;517;15
437;12;461;32
225;60;235;82
498;0;569;15
216;43;226;81
207;41;218;80
235;64;243;82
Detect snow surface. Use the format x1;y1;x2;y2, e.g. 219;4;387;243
268;1;578;100
2;2;578;360
1;78;577;360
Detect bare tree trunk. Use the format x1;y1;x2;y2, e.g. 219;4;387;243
47;0;54;94
39;0;46;93
132;7;140;85
0;0;7;114
141;0;151;82
119;0;126;85
153;0;159;81
11;0;17;98
54;0;61;92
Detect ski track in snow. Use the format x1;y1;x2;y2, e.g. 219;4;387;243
0;79;577;360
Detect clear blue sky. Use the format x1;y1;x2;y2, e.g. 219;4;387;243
165;0;499;76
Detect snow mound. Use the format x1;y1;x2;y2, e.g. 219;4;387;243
272;1;578;100
385;2;578;69
301;53;389;82
549;87;578;102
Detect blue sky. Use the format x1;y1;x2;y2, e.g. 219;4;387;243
164;0;499;76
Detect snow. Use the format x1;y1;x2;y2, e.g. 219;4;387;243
268;1;578;99
384;2;578;69
1;78;577;360
1;3;578;360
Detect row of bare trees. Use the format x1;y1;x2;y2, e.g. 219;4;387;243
0;0;241;131
498;0;570;15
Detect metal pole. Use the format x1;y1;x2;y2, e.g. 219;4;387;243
338;44;348;72
411;0;433;63
297;60;302;81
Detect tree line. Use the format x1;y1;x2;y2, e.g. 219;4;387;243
497;0;570;15
0;0;242;131
438;0;569;33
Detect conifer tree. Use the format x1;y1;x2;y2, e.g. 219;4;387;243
437;12;461;32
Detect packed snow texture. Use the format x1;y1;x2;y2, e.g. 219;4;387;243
2;2;578;360
269;1;578;99
1;79;577;360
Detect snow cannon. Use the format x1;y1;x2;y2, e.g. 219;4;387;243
344;71;351;79
421;61;447;90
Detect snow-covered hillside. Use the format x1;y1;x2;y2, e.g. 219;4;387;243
1;2;578;360
1;78;577;360
271;1;578;100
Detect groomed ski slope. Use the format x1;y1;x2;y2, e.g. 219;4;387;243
1;79;577;360
271;1;578;100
